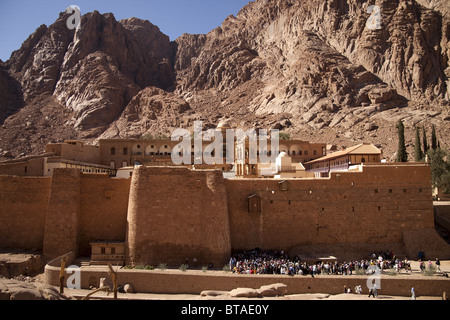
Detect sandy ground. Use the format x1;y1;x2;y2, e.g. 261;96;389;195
46;260;450;301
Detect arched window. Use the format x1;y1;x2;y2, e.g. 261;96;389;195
123;148;128;155
110;148;116;155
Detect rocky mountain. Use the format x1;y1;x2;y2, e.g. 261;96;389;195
0;0;449;161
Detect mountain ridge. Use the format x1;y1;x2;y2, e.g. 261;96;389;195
0;0;449;161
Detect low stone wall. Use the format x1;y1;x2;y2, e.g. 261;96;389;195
44;266;450;297
43;252;77;286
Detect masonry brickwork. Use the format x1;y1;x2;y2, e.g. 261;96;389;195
0;175;51;249
126;166;231;267
1;163;450;266
226;164;444;258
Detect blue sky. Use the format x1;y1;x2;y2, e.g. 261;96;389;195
0;0;251;61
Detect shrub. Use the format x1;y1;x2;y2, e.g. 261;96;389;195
179;264;188;272
157;263;167;270
354;266;365;275
387;268;398;276
424;265;436;276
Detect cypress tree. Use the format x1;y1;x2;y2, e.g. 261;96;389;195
396;120;408;162
414;127;423;162
423;126;429;155
431;125;438;150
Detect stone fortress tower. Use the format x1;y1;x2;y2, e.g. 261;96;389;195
125;166;231;267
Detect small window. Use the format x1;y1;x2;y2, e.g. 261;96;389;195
389;189;393;193
378;206;381;211
279;180;289;191
403;189;407;193
123;148;128;155
375;189;379;193
111;247;116;254
101;247;106;254
248;194;261;214
111;148;116;155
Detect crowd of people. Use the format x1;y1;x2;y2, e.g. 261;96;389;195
228;248;415;276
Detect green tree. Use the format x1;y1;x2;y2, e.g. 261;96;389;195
422;126;429;155
396;120;408;162
279;132;291;140
428;148;450;195
431;125;438;150
414;127;423;162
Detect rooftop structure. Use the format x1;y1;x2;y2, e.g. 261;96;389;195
305;143;383;177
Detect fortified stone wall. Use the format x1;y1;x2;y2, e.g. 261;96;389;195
78;175;130;257
1;163;449;266
42;169;82;260
0;175;51;249
226;164;444;258
42;169;131;261
125;166;231;267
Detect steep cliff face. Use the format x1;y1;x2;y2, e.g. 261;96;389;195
0;64;23;125
0;0;449;161
0;10;179;155
98;86;191;140
176;0;447;108
173;0;449;158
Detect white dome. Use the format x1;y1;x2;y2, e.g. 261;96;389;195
217;120;231;129
278;151;289;158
